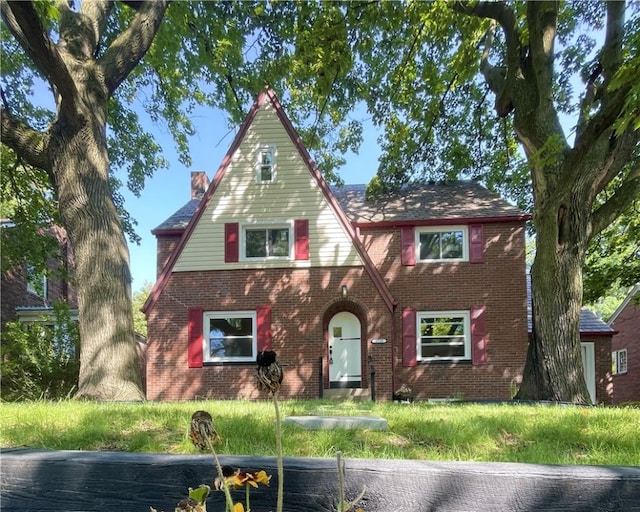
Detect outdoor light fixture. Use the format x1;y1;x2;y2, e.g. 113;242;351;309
341;285;348;298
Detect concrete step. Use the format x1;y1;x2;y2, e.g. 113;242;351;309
322;388;370;400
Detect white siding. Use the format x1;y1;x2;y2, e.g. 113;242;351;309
174;101;363;272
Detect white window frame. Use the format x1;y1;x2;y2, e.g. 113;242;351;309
256;144;277;183
26;265;47;299
416;225;468;262
612;349;628;375
203;310;257;363
241;221;293;261
416;310;471;362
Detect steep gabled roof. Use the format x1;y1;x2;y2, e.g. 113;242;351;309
143;88;396;314
332;182;529;226
608;283;640;324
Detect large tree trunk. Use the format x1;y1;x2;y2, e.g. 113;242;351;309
50;75;144;401
454;0;637;406
517;193;591;403
0;0;169;401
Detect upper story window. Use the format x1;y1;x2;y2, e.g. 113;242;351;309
204;311;257;363
26;265;47;299
256;144;276;183
417;311;470;362
243;223;291;259
417;226;468;262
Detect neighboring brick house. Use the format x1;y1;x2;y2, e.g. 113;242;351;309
1;222;149;395
0;223;78;328
143;88;534;401
609;284;640;404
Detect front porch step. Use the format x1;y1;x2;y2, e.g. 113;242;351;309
322;388;370;400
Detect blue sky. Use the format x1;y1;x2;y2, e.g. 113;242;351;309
121;103;382;292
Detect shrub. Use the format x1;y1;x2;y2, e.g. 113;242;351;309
1;302;79;401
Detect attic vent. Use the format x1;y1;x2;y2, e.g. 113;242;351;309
191;171;210;200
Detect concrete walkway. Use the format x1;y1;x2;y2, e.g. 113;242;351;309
282;415;388;430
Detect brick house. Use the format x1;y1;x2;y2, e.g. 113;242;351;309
576;308;616;405
142;88;537;401
609;284;640;404
0;223;77;328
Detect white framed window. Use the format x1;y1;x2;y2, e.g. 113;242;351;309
416;226;468;262
256;144;276;183
242;222;292;260
417;311;471;362
203;311;257;363
26;265;47;299
612;349;628;375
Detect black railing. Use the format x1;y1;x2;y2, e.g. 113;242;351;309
368;355;376;402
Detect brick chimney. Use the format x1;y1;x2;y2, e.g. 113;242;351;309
191;171;210;200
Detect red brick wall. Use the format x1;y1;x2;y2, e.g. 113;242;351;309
586;335;614;405
145;267;392;401
611;298;640;403
1;255;77;327
156;235;182;279
362;221;529;401
148;220;529;401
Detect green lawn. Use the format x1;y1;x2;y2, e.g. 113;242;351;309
1;400;638;466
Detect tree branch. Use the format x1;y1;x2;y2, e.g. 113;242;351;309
576;62;601;140
78;0;114;57
451;1;520;117
100;0;170;95
0;1;78;101
0;107;50;171
601;0;624;84
591;163;640;238
56;0;113;60
526;1;558;110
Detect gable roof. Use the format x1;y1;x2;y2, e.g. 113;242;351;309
526;276;614;335
608;283;640;324
143;88;396;314
332;182;529;227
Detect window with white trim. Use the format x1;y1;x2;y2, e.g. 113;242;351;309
612;349;628;375
417;311;471;361
256;144;276;183
203;311;257;363
416;226;468;262
242;223;292;259
26;265;47;299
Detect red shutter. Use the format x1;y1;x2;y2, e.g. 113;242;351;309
294;219;309;260
225;223;239;262
188;308;203;368
469;224;484;263
256;305;272;352
401;226;416;266
471;305;488;365
402;307;417;367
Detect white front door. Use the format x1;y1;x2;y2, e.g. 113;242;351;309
581;342;596;404
328;312;362;388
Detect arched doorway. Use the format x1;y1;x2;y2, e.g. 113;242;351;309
328;311;362;388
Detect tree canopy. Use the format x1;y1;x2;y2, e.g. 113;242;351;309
2;0;638;401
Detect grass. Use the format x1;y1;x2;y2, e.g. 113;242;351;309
1;399;639;466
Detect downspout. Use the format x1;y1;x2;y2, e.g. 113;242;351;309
390;304;398;399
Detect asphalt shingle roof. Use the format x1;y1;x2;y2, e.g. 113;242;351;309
154;181;527;232
153;199;200;232
331;181;527;224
